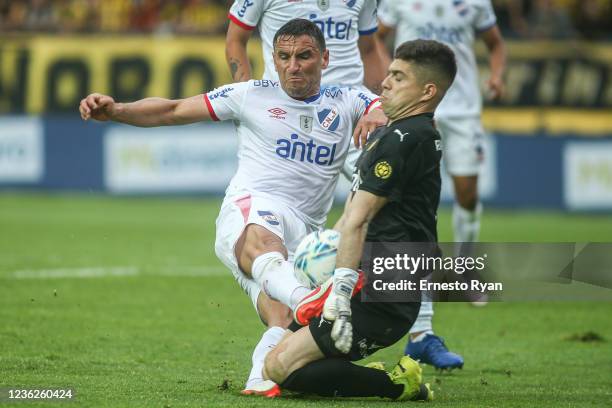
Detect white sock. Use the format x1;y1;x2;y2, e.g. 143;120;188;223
245;326;286;388
452;202;482;243
409;299;434;334
251;252;310;310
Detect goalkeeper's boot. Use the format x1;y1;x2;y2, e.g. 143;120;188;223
405;334;464;370
293;272;364;326
389;356;433;401
241;380;281;398
367;360;433;401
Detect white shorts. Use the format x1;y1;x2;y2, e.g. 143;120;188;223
214;192;316;313
436;116;485;176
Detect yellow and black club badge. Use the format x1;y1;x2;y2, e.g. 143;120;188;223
374;161;392;179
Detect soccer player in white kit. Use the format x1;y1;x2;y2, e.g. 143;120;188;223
79;19;381;397
376;0;507;368
226;0;385;91
225;1;389;395
226;0;389;179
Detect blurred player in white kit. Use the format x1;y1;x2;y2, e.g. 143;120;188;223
376;0;506;368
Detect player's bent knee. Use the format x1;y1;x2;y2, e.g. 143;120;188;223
235;224;287;273
457;191;478;210
245;224;286;254
456;194;477;210
453;177;479;210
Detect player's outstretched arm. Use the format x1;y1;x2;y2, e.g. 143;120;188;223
480;25;506;101
374;21;394;63
79;93;211;127
359;35;389;95
225;21;253;82
324;190;388;353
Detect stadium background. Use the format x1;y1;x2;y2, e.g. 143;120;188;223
1;1;611;407
1;0;612;210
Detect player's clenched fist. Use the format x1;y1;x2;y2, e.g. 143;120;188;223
79;93;116;121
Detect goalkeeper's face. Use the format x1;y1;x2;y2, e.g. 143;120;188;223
273;35;329;100
380;59;438;121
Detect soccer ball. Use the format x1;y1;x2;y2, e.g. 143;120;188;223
293;229;340;288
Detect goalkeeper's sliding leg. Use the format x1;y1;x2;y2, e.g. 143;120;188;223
263;299;432;401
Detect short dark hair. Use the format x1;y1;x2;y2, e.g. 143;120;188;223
394;40;457;92
273;18;326;52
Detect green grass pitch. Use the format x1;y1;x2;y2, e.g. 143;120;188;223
1;193;611;407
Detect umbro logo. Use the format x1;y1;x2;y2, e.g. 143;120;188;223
268;107;287;119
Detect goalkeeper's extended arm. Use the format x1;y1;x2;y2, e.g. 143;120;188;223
323;190;388;353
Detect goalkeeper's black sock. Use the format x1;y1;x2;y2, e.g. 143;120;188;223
280;358;403;399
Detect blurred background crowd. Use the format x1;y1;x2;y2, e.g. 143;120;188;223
0;0;230;35
0;0;611;40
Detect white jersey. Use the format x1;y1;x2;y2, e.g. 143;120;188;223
228;0;378;87
379;0;497;118
204;80;378;226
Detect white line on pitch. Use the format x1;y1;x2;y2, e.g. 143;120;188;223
5;266;227;279
8;267;139;279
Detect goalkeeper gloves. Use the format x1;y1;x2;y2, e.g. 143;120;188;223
323;267;359;354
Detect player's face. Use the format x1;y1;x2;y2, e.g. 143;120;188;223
273;35;329;100
380;59;429;120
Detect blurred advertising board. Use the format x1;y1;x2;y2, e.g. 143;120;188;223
0;117;43;183
104;123;238;193
564;142;612;210
477;41;612;109
1;35;611;209
1;37;611;122
0;36;264;114
0;115;610;211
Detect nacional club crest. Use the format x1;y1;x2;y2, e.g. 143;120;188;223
317;107;340;132
257;210;280;226
317;0;330;11
300;115;314;133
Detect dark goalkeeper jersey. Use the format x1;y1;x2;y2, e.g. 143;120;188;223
351;112;442;243
350;112;442;320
